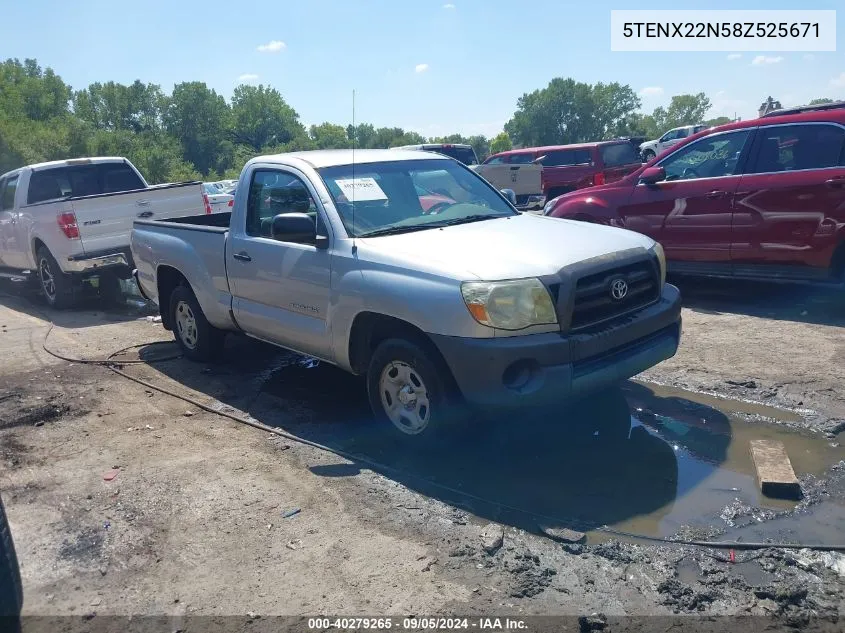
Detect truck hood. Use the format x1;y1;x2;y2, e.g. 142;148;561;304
357;213;655;280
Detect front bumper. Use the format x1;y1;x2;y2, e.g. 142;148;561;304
63;248;135;274
430;283;682;408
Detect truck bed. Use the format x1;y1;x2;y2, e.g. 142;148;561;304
159;211;232;228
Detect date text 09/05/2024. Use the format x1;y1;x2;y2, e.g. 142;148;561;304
307;618;528;630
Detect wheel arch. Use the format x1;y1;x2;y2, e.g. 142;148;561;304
155;265;189;331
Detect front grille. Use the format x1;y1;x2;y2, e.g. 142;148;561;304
569;259;660;331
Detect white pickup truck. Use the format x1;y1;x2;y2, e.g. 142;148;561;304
0;157;206;307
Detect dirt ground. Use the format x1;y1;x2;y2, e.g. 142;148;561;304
1;277;845;627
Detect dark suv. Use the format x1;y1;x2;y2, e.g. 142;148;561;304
545;104;845;285
482;140;643;200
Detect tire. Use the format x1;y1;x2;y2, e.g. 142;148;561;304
36;245;76;309
0;493;23;618
168;285;225;362
366;338;461;441
642;150;656;162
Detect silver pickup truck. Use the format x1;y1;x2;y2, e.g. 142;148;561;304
131;149;682;440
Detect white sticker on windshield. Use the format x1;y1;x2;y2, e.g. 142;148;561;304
334;177;387;202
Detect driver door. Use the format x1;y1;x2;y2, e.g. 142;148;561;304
227;167;333;360
620;129;753;264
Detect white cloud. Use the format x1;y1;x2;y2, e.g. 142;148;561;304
726;53;742;61
830;72;845;89
443;3;456;8
751;55;783;66
257;40;286;53
415;63;429;73
639;86;664;97
238;73;259;83
804;54;815;62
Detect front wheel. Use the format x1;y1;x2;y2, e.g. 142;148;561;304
168;285;225;361
642;150;656;162
367;338;459;440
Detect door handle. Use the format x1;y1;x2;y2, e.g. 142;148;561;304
824;178;845;189
705;190;727;199
136;211;154;218
136;199;151;206
233;252;252;262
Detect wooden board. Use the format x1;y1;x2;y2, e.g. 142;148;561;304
750;439;802;500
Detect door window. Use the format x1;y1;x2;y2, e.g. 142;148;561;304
246;170;317;238
540;149;592;167
660;130;681;143
484;156;506;165
0;176;17;210
746;124;845;174
508;153;535;164
658;130;752;181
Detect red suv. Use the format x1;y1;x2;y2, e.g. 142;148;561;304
545;103;845;285
482;140;643;200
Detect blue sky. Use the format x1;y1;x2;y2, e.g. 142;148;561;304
3;0;844;138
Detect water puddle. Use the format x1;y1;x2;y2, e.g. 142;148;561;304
249;355;845;546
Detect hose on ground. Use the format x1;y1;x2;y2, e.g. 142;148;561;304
8;290;844;554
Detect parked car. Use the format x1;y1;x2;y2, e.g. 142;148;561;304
483;140;643;200
0;157;206;308
203;183;234;213
545;104;845;285
131;149;680;441
639;125;708;162
391;143;480;166
0;492;23;623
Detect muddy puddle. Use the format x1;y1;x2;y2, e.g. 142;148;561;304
248;356;845;546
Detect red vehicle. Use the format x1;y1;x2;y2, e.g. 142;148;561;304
482;140;643;200
545;102;845;285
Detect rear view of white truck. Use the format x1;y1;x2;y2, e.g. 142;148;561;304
0;157;206;308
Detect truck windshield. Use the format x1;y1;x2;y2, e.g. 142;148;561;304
318;159;516;238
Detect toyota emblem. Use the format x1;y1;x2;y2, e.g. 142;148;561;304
610;278;628;301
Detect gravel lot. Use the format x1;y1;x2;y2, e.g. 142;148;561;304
1;278;844;628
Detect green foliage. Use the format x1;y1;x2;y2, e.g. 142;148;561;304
505;78;641;146
230;84;304;151
309;122;350;149
489;132;512;155
163;81;232;175
809;98;834;105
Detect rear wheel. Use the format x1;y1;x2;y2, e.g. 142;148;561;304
168;285;225;361
367;338;460;441
36;245;76;309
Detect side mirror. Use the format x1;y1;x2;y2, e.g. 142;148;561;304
271;213;322;247
532;155;546;165
639;166;666;185
500;188;517;205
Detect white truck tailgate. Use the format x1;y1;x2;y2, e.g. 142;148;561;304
72;183;204;255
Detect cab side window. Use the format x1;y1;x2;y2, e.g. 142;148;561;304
0;176;17;210
246;169;318;238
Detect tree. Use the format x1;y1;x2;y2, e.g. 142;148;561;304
0;58;72;122
309;122;350;149
163;81;231;175
230;84;304;151
73;80;164;133
663;93;711;128
703;116;732;127
467;135;489;162
809;98;834;105
504;78;641;147
347;123;376;148
489;132;512;155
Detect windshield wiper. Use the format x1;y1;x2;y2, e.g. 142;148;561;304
423;214;504;228
358;215;504;238
358;225;436;238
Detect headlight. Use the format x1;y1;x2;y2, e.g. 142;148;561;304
461;278;558;330
650;242;666;286
543;198;558;215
